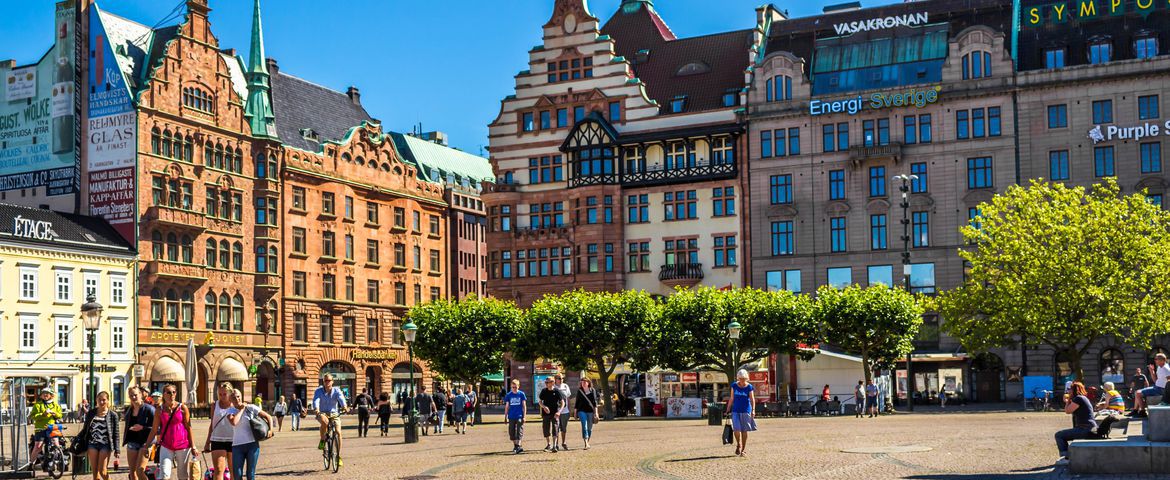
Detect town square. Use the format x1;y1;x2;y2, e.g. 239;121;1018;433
0;0;1168;478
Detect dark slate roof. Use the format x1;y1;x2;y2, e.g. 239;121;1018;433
601;5;752;114
0;203;134;254
764;0;1012;64
269;69;373;152
1016;0;1167;71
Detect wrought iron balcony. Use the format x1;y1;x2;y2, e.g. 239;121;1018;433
623;161;736;188
659;263;704;286
848;142;903;169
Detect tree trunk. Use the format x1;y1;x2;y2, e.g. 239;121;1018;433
862;352;873;384
1069;351;1085;382
594;357;615;421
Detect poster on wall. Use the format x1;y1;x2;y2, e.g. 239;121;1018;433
5;67;36;101
665;397;702;418
86;6;136;243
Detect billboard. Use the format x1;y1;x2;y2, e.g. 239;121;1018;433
86;5;136;243
0;1;78;196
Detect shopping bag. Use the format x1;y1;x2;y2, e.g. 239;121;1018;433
721;421;733;445
187;452;202;480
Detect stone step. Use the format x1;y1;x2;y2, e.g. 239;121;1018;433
1069;434;1170;474
1148;404;1169;442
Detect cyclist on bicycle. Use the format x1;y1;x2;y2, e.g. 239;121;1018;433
312;374;348;465
29;389;63;466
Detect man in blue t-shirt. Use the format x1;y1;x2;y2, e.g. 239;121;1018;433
503;379;527;454
312;374;348;462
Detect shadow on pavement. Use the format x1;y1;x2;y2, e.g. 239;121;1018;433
905;466;1059;480
663;455;737;463
254;469;322;477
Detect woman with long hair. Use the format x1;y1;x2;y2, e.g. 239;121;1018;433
122;387;154;480
83;391;119;480
204;382;236;480
1054;381;1097;466
228;389;274;480
143;384;195;480
572;378;601;450
376;393;393;437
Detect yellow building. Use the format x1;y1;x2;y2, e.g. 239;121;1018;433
0;204;136;412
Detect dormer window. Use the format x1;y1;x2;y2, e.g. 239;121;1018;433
962;51;992;79
1044;47;1066;69
722;90;738;107
300;128;318;142
1135;36;1159;60
765;75;792;102
670;96;687;114
676;62;710;76
547;57;593;83
1088;38;1112;65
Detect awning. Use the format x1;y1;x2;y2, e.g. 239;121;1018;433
801;348;864;363
481;372;504;382
216;358;249;382
909;353;968;363
151;357;185;382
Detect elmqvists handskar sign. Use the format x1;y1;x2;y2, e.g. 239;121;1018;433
1024;0;1167;26
810;85;941;116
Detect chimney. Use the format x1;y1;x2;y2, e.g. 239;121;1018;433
221;48;236;56
265;58;279;76
0;59;14;69
346;86;361;106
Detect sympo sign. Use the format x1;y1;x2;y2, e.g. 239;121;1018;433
1024;0;1170;26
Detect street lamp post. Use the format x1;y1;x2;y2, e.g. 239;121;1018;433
81;295;103;405
893;174;918;412
402;321;419;444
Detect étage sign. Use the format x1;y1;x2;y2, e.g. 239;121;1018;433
810;86;941;116
1087;121;1170;144
1024;0;1168;26
13;215;58;241
833;12;929;35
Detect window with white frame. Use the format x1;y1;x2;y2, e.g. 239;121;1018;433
55;271;72;303
19;267;38;301
83;272;99;300
110;319;127;352
20;315;37;351
55;316;72;351
110;275;126;306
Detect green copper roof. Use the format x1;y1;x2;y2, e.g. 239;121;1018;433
244;0;277;139
389;133;494;187
621;0;653;14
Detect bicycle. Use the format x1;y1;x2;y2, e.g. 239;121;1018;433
31;424;69;479
1030;388;1053;412
322;413;341;473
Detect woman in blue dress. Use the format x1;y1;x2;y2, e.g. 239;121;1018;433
724;369;757;456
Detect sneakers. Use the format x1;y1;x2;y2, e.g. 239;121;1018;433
1054;457;1069;466
1130;410;1148;418
543;444;551;451
551;446;559;453
561;443;569;451
337;457;343;468
317;440;325;450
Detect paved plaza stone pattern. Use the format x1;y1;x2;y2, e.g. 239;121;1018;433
170;410;1164;479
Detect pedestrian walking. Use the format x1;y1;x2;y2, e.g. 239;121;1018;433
80;391;119;480
539;377;565;453
465;388;478;426
273;396;287;432
452;389;468;434
143;384;195;480
573;378;600;450
122;387;155;480
854;380;865;418
431;387;448;434
503;379;527;454
203;383;236;480
78;398;90;423
288;394;304;432
554;374;572;450
414;385;435;436
396;390;405;413
865;379;880;418
354;388;374;438
725;369;757;457
227;389;273;480
376;393;393;437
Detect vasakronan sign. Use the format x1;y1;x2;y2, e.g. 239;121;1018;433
833;12;929;35
1087;121;1170;144
1025;0;1167;26
810;85;941;116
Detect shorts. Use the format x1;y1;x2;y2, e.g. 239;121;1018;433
1139;385;1165;397
541;413;559;438
318;413;343;428
557;412;570;432
866;395;878;407
126;441;144;452
274;413;285;419
210;440;233;452
508;419;524;441
453;411;468;422
32;429;50;444
88;442;112;453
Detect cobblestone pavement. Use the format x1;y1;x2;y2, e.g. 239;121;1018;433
175;410;1162;480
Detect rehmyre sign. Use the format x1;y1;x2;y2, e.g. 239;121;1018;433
809;86;941;116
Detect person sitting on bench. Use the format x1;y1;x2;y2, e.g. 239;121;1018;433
1054;381;1096;467
1129;353;1169;418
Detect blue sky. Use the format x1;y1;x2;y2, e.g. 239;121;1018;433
1;0;895;154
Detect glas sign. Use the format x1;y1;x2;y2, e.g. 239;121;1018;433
12;215;58;240
810;86;941;116
1025;0;1165;27
1087;121;1170;144
833;12;928;35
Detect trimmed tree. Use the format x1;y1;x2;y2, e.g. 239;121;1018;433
814;284;924;383
935;179;1170;380
519;289;660;420
406;296;524;416
656;287;818;396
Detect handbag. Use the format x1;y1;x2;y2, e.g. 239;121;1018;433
70;412;96;456
248;407;271;442
722;420;734;445
582;389;600;425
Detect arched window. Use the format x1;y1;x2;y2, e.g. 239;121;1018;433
180;290;194;329
205;239;217;267
204;141;214;166
151;128;161;155
161;129;173;158
182;87;214;113
183;135;194;162
232;242;243;270
150;288;164;327
256;245;268;273
1100;348;1125;382
151;231;164;259
1055;348;1077;382
218;293;231;330
962;51;992;79
231;294;244;331
219;240;230;268
204;292;217;329
214;143;225;170
255;153;266;179
180;235;193;263
165;288;179;328
233;148;243;173
166;233;179;261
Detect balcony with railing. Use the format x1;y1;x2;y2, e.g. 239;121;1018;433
848;142;903;169
145;260;208;283
659;263;704;287
255;273;281;292
623;160;737;188
143;205;206;232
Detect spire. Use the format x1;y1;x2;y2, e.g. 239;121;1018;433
244;0;277;139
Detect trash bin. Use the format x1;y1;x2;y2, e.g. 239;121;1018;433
71;454;90;475
403;414;420;444
708;403;724;425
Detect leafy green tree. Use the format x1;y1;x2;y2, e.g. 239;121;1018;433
814;284;924;383
656;287;818;395
407;296;524;398
519;289;660;420
936;179;1170;380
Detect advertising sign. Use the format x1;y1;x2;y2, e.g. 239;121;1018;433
810;85;941;116
833;12;928;35
86;6;136;243
664;397;703;419
1087;121;1170;144
0;3;78;196
1024;0;1166;27
680;372;698;383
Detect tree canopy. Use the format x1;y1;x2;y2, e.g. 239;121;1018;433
935;179;1170;380
406;296;524;385
814;284;924;383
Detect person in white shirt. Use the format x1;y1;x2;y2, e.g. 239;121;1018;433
1131;353;1169;418
554;374;572;450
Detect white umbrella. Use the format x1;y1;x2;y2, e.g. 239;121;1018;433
185;339;198;405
